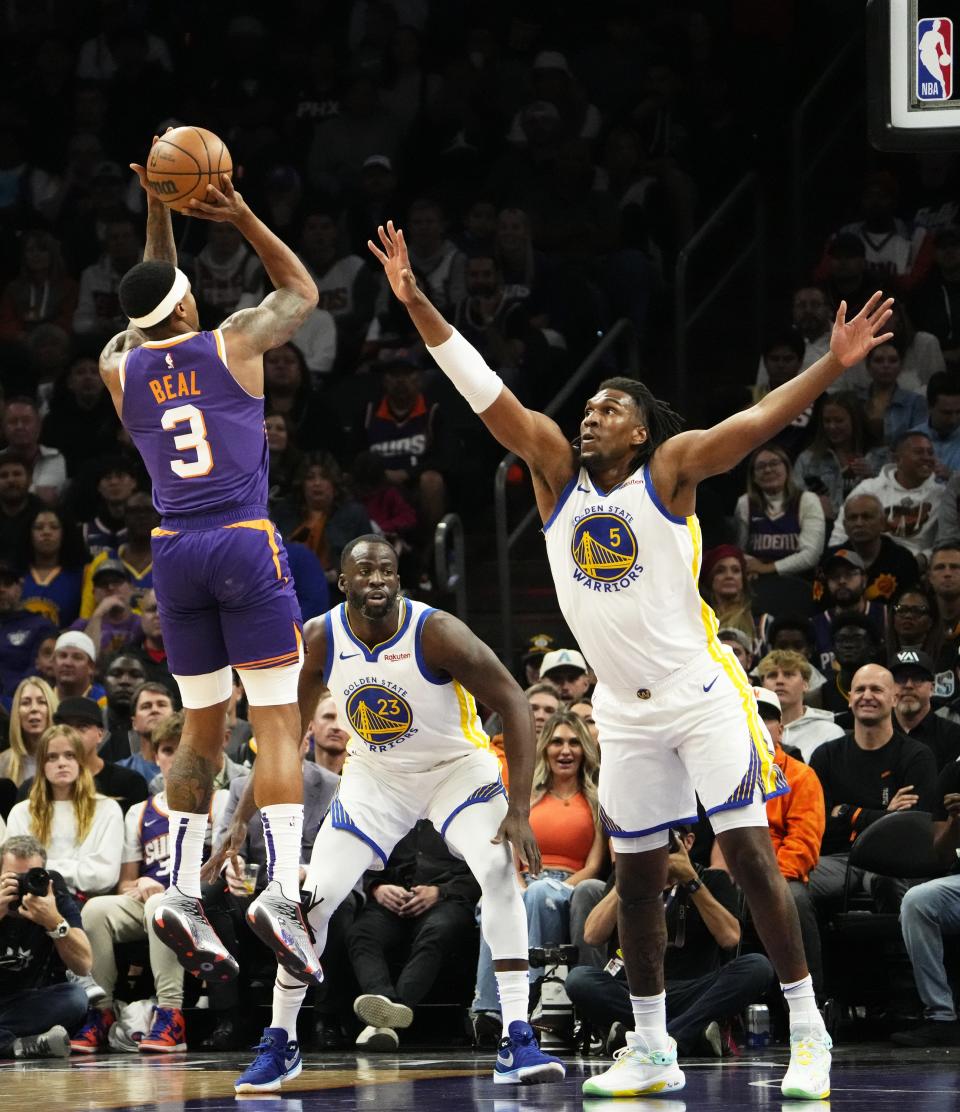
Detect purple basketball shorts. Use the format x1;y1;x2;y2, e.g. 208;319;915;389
151;517;303;676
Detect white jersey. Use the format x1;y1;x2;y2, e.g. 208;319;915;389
322;597;491;772
543;462;719;687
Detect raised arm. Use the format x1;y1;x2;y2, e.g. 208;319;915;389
130;134;177;265
369;221;575;522
420;610;542;873
187;177;317;389
650;293;894;516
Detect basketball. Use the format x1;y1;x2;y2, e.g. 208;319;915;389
145;126;233;213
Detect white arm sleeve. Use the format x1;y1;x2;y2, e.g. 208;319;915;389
426;328;504;414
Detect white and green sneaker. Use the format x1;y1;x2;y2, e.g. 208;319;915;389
780;1027;832;1100
582;1032;685;1097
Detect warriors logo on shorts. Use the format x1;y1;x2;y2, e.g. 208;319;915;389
346;684;414;747
571;513;641;587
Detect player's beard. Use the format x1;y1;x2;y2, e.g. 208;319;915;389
350;588;398;622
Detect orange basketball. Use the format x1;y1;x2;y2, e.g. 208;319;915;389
145;126;233;213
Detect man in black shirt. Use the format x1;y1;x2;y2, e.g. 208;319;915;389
564;826;774;1056
890;650;960;771
825;494;920;605
892;756;960;1047
0;834;92;1058
99;654;147;762
808;664;937;912
818;612;885;717
347;820;481;1051
0;452;43;565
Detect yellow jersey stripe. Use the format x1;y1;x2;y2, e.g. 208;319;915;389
687;518;779;796
453;681;490;751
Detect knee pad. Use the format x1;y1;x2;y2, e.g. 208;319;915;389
237;659;302;707
173;666;233;709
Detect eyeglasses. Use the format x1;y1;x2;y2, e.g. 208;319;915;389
893;605;930;616
754;460;786;472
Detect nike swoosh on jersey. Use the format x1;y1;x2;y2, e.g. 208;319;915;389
576;484;590;493
703;674;719;692
339;651;361;660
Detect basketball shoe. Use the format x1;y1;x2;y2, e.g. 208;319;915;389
780;1027;832;1099
246;880;323;985
493;1020;566;1085
354;994;413;1030
582;1032;685;1097
139;1006;187;1053
235;1027;303;1093
151;885;238;981
69;1007;116;1054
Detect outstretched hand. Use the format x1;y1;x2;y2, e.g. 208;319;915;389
492;808;541;876
130;130;170;197
368;221;420;305
830;290;895;368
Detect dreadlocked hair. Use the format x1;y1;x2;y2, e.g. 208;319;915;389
597;377;684;467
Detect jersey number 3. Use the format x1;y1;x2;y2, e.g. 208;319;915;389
163;404;213;478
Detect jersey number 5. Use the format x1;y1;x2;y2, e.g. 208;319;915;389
163;404;213;478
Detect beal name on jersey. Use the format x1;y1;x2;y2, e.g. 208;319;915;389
570;502;644;593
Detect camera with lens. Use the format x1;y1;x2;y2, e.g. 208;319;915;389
528;943;578;967
11;867;50;909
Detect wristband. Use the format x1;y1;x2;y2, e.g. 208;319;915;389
427;328;504;414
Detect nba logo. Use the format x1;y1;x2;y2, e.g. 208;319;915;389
917;18;953;100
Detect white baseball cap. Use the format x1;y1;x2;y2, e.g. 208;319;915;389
752;686;782;718
55;630;97;663
540;648;588;676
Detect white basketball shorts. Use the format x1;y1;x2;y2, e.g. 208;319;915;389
593;646;787;844
328;748;506;869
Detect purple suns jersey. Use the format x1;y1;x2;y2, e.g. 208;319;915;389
119;329;268;523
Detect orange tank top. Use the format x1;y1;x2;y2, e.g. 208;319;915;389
529;791;596;873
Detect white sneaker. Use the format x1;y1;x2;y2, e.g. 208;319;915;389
780;1027;832;1099
582;1032;685;1097
354;994;413;1030
355;1024;399;1051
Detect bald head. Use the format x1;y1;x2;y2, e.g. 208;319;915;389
849;663;897;727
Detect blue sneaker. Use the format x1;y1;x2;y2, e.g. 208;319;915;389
234;1027;303;1093
493;1020;566;1085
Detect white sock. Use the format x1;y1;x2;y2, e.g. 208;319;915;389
261;804;304;898
271;974;307;1038
782;975;825;1033
495;969;529;1035
167;811;207;898
630;991;671;1051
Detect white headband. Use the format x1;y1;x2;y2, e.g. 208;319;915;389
128;267;190;328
